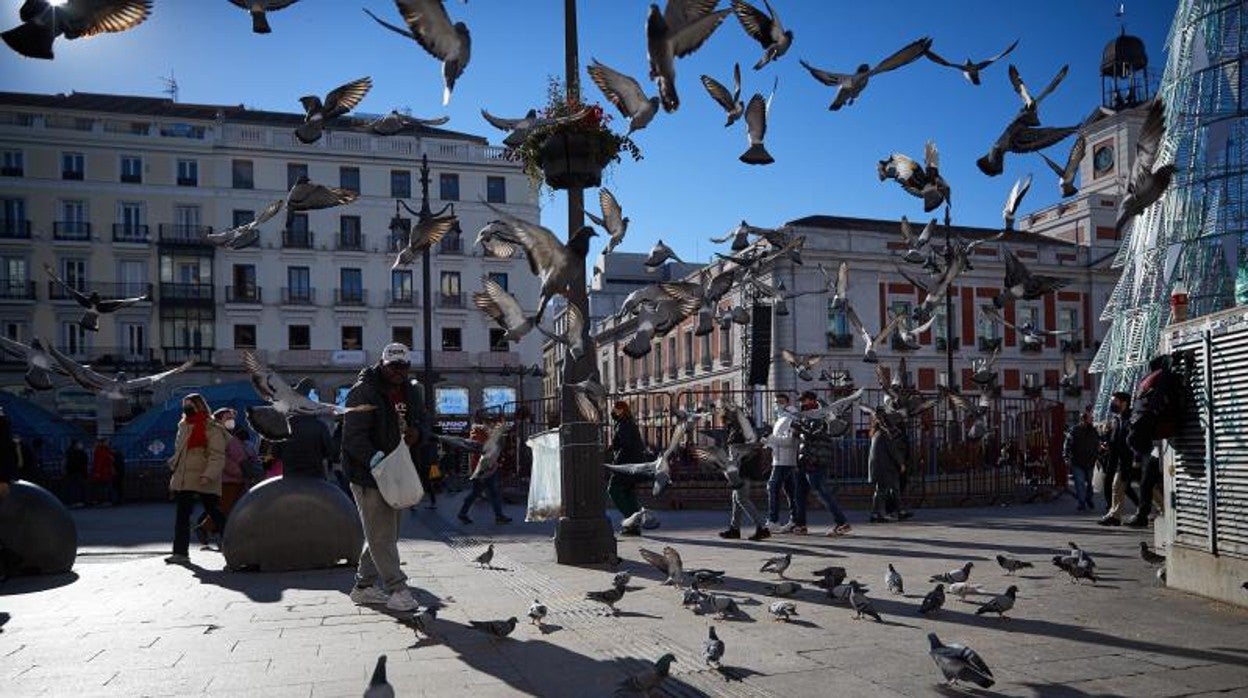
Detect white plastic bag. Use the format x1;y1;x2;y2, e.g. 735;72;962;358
525;428;563;522
371;443;424;509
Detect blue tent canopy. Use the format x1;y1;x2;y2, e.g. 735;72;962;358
110;381;265;466
0;390;91;465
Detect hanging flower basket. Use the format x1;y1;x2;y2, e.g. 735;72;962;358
538;131;608;190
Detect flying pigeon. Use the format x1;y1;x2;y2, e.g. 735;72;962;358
919;584;945;615
779;349;823;382
644;240;683;269
240;351;375;441
760;553;792;578
229;0;298;34
294;76;372;144
639;547;671;576
710;221;752;251
700;62;744;126
481;106;589;149
1040;133;1086;197
286;174;359;212
1060;350;1081;390
703;626;725;667
620;507;651;533
799;37;931;111
923;38;1018;85
646;0;732;113
358;109;449;136
206;199;284;250
768;600;798;621
474;277;536;341
469;616;518;639
849;581;882;622
980;304;1072;346
886;564;904;595
392;215;458;269
364;0;471;105
587;58;660;134
846;304;906;363
731;0;792;69
878;140;950;213
0;336;69;390
473;220;521;259
604;417;691;498
822;261;851;308
43;264;149;332
659;545;688;587
616;654;675;694
585;579;627;615
970;346;1000;386
568;375;607;423
897;217;935;261
474;543;494;568
536;301;587;360
1140;541;1166;566
940;388;992;441
467;422;508;480
483;201;596;323
2;0;151;60
765;581;802;597
892;311;940;350
47;346;193;402
930;562;973;584
1002;173;1033;232
1116;98;1175;233
928;633;995;688
363;654;395;698
528;599;548;626
994;247;1070;308
740;92;774;165
586;188;629;256
974;585;1018;619
977;64;1076;175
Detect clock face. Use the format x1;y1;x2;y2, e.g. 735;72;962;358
1093;145;1115;174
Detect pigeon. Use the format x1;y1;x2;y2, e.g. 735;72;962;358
286;175;359;212
928;633;995;688
886;564;904;595
620;507;649;533
780;349;823;382
363;654;395;698
0;336;69;390
970;347;1000;386
481;106;589;149
364;0;471;105
892;311;939;350
768;601;798;621
765;581;802;597
435;433;483;454
229;0;298;35
639;547;671;576
528;599;548;626
822;261;851;309
1140;542;1166;566
406;606;438;639
974;585;1018;619
469;616;518;639
474;544;494;568
930;562;974;584
849;581;882;622
923;38;1018;85
587;59;661;134
467;422;509;480
43;263;149;332
731;0;792;70
605;418;691;498
919;584;945;615
294;76;372;144
1002;173;1033;232
993;248;1070;308
948;582;985;599
1068;541;1096;569
710;221;752;252
760;553;792;578
1040;133;1085;197
698;593;741;619
206;199;284;250
878;141;950;213
977;64;1076;175
799;37;931;111
827;581;868;603
1052;555;1098;584
980;304;1072;346
586;188;629;256
1116;98;1175;233
568;374;607;423
811;566;847;587
613;571;632;588
700;63;744;126
358;109;449;136
897;217;935;261
646;0;732;113
392;214;459;269
47;346;193;402
616;654;675;694
682;587;707;608
846;304;906;363
240;351;375;441
2;0;150;60
659;545;688;587
995;554;1033;575
473;220;521;259
474;277;536;341
689;569;726;585
1060;350;1081;390
740;92;774;165
483;201;596;323
538;301;588;361
644;240;683;269
585;580;627;615
703;626;725;667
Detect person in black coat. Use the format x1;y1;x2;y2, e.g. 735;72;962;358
63;440;89;508
606;401;646;534
0;408;16;501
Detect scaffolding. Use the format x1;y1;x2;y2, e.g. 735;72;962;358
1093;0;1248;414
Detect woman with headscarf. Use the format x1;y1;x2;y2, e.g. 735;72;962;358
867;413;907;523
165;393;230;565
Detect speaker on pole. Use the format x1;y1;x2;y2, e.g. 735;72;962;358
748;303;772;386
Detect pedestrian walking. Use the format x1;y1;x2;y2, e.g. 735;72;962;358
1064;407;1100;512
89;437;116;506
165;393;230;565
457;413;512;525
195;410;250;547
868;413;907;523
605;401;646;535
792;391;853;536
718;402;770;542
763;394;799;531
63;440;88;508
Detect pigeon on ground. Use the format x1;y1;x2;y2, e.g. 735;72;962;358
1002;173;1033;232
405;606;437;639
740;91;775;165
613;571;632;588
760;555;792;579
701;62;744;126
206;199;284;250
482;201;596;323
358;109;449;136
996;554;1034;575
481;106;589;149
229;0;298;34
799;37;931;111
2;0;150;60
928;633;995;688
878;140;950;213
923;38;1018;85
1040;133;1085;198
948;582;985;599
240;351;375;441
688;569;726;586
1116;98;1175;233
846;304;906;364
586;188;629;256
682;587;707;608
975;585;1018;619
47;346;193;402
1053;556;1098;584
473;277;536;341
294;76;372;144
469;617;518;639
528;599;548;626
827;581;868;603
364;0;470;105
639;547;671;576
993;247;1070;308
391;212;458;269
586;580;627;615
616;654;675;695
1140;542;1166;566
886;564;904;595
286;175;359;212
812;566;847;582
731;0;791;70
467;423;509;480
646;0;732;112
1068;541;1097;569
849;581;882;622
659;546;688;587
697;593;742;619
930;562;974;584
919;584;945;615
474;544;494;569
765;581;802;597
0;336;68;390
363;654;395;698
704;626;725;667
43;264;149;332
768;601;798;621
619;507;651;533
587;58;660;134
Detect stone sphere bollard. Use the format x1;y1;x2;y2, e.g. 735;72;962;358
0;481;78;576
222;476;363;572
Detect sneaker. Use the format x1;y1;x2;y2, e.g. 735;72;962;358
790;526;808;535
829;523;853;536
163;554;190;565
1124;516;1149;528
350;585;391;606
777;522;797;534
457;513;473;524
386;588;418;612
1097;516;1121;527
718;527;741;539
495;515;513;524
748;526;771;541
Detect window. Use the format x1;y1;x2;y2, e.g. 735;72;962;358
60;322;88;358
341;326;363;350
439;172;459;201
391;269;414;302
285;213;310;248
486;176;506;204
120;323;146;359
1018;306;1039;328
489;327;508;351
889;300;913;348
61;258;87;292
57;200;88;239
441;327;462;351
159;255;210;284
62;152;84;180
287;266;311;301
287;213;309;233
340;268;363;303
3;321;25;341
232;159;254;189
440;271;461;306
1;198;25;238
977;304;1001;350
116;259;147;297
1;149;22;177
339;216;362;250
1058;308;1077;333
120;155;142;183
233;324;257;349
287;162;308;189
160;306;215;360
340;166;360;194
231;264;257;301
1;256;28;297
826;301;850;349
392;326;413;347
389;216;410;252
232;209;254;228
391;170;411;199
176;159;197;187
487;272;508;291
116;202;145;241
288;325;310;350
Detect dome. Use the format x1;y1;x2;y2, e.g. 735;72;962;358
1102;31;1148;78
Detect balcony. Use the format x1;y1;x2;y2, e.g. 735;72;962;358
1;166;22;177
826;333;853;349
336;231;365;251
1022;384;1044;398
439;292;464;308
176;176;197;187
1060;339;1083;353
62;170;83;181
935;337;960;352
89;347;159;367
0;280;35;300
891;335;918;351
53;221;91;241
1020;341;1043;354
112;224;150;243
387;290;419;309
334;288;367;306
978;337;1003;352
162;346;213;364
224;285;262;304
0;220;30;239
158;223;213;246
49;281;151;301
439;236;464;255
700;353;712;370
160;282;213;302
282;229;314;249
281;287;316;305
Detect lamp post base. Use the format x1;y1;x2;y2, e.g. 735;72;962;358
554;516;618;565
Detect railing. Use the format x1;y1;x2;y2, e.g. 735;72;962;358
935;337;960;351
53;221;91;241
119;173;141;184
1020;342;1043;354
439;236;463;255
176;176;197;187
387;290;418;308
826;333;854;349
282;229;314;249
334;288;367;306
159;283;213;302
88;347;158;366
0;166;22;177
337;231;364;251
281;287;316;305
439;292;464;308
0;280;35;300
49;281;151;301
112;224;150;243
1060;339;1083;353
0;220;30;239
62;170;83;180
162;347;213;364
978;337;1003;352
158;224;213;245
224;285;262;303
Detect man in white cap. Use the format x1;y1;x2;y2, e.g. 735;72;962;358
340;343;429;612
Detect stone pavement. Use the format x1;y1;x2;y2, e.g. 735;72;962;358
2;496;1248;698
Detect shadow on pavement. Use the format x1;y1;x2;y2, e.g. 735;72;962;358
0;571;79;594
188;564;355;603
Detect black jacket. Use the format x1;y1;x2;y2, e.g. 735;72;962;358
0;415;15;485
607;416;647;485
1064;422;1101;469
275;415;334;478
66;446;88;478
341;364;429;488
795;417;836;473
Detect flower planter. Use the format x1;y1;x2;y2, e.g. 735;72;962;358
538;131;607;190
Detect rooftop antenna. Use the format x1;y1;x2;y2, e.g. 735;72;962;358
159;71;178;102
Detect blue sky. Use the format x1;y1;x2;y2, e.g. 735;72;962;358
0;1;1173;264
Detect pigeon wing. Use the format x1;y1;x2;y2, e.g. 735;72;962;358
700;74;736;112
409;213;458;254
290;182;358;210
845;305;872;345
1008;64;1033;106
598;188;625;238
120;359;195;393
479;108;524;132
46;344;111;391
1129;99;1167;190
395;0;464;61
473;277;527;331
982;38;1020;66
483;203;565;279
1031;64;1070;106
94;292;150;313
639;547;671;575
0;335;31;360
43;263;93;309
798;60;853;87
870;37;932;76
731;0;773;47
241;351;282;401
322;76;373;118
668;6;730;58
1012;125;1078;153
587;59;651;120
60;0;151;39
744;92;768;144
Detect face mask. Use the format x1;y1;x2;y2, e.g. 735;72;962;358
224;419;236;431
183;405;196;416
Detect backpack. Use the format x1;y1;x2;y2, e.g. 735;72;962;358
1135;363;1188;439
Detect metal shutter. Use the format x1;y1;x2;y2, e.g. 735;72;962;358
1209;329;1248;556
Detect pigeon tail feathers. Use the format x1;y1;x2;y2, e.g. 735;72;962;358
2;22;54;60
250;10;272;34
739;143;774;165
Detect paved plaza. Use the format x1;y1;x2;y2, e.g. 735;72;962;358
3;499;1247;698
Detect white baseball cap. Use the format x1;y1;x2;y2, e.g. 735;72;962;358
381;343;411;365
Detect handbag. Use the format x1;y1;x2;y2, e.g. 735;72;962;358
372;443;425;509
